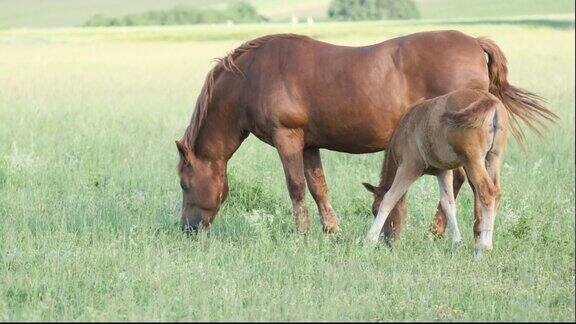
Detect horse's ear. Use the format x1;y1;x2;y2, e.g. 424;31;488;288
362;182;378;194
175;140;190;163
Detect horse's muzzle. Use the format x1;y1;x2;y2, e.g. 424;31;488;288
181;219;210;236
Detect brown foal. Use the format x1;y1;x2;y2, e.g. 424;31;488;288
364;89;514;255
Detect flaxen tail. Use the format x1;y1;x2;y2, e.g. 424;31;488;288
477;37;558;148
442;97;497;129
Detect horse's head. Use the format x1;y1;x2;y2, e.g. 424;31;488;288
176;140;228;233
362;182;387;218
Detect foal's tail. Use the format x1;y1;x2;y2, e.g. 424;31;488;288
477;37;558;148
442;96;498;129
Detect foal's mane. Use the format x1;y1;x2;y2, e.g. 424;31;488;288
182;33;309;150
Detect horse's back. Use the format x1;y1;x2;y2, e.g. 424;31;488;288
223;31;491;152
394;31;489;98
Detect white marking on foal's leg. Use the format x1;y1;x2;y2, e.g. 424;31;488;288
366;166;418;244
438;171;461;245
447;204;462;245
476;202;496;255
366;206;392;243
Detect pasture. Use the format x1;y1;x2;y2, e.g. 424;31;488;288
0;20;574;321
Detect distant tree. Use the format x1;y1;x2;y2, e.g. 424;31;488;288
225;1;260;23
83;14;116;27
82;1;264;27
328;0;419;21
385;0;419;19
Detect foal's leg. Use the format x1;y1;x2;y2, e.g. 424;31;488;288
486;154;503;212
470;182;483;242
478;153;503;250
274;129;309;233
471;154;504;242
470;156;502;243
303;148;339;233
430;167;466;237
366;165;421;243
437;170;462;245
465;160;498;256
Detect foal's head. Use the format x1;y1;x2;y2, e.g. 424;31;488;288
176;140;228;233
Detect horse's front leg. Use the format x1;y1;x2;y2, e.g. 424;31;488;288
303;148;339;233
274;128;309;233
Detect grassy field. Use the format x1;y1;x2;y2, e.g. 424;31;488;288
0;20;574;321
0;0;574;27
417;0;575;20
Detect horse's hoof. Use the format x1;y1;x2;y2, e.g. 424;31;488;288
295;222;310;235
322;224;340;234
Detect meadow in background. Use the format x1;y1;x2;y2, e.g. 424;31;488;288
0;0;574;321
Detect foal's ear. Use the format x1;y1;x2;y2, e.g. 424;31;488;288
362;182;379;194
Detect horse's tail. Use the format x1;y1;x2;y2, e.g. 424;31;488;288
442;96;498;129
477;37;558;148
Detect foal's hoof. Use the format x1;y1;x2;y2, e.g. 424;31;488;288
452;236;463;248
365;234;380;245
474;244;493;259
474;247;483;259
452;240;463;248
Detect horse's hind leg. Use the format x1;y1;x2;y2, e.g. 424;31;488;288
465;160;499;256
430;167;466;237
473;126;506;243
303;148;339;233
470;154;502;243
486;154;502;212
480;152;503;247
274;128;310;233
437;170;462;245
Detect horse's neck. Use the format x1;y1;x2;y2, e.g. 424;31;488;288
192;104;245;162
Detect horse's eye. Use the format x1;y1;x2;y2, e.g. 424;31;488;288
180;180;188;190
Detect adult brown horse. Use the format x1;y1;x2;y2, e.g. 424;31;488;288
176;30;554;238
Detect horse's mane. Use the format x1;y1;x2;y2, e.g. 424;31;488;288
182;33;310;150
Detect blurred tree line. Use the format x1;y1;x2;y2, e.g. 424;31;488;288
83;1;265;27
83;0;420;27
328;0;419;21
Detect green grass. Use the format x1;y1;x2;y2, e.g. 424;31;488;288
0;21;574;321
416;0;575;20
0;0;573;27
